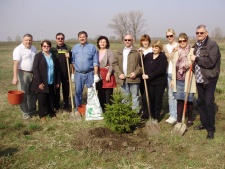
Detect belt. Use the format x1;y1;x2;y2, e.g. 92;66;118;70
76;70;93;74
19;69;33;73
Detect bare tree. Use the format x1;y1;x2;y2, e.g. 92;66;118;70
7;36;13;42
211;27;223;41
127;11;147;41
15;35;21;42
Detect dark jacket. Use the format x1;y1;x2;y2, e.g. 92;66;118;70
143;52;168;85
193;36;221;84
112;46;142;85
32;51;60;93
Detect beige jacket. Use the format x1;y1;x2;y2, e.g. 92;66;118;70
172;48;196;93
163;43;178;64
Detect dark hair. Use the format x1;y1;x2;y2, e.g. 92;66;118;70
41;40;52;48
139;34;151;47
23;33;33;39
78;31;88;38
96;36;110;49
56;32;65;39
178;33;188;41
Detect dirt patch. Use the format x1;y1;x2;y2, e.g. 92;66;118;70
71;126;157;154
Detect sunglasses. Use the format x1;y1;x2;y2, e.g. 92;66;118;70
124;39;132;41
57;38;64;40
196;32;205;35
42;45;50;48
166;35;174;38
178;40;187;43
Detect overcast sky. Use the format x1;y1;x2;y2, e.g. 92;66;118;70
0;0;225;41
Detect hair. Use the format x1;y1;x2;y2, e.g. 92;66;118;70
196;24;208;32
178;33;188;40
139;34;151;47
41;40;52;48
97;36;110;49
152;40;163;51
56;32;65;39
166;28;176;35
78;31;88;38
23;34;33;39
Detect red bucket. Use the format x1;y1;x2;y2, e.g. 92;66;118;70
8;90;24;105
78;104;86;115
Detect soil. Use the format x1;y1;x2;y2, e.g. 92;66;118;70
71;126;157;154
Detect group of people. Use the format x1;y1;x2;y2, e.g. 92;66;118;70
12;24;221;139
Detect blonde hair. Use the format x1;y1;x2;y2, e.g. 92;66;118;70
152;40;163;51
166;28;176;35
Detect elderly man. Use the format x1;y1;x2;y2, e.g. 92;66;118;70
191;25;221;139
112;34;142;112
12;34;37;119
72;31;100;113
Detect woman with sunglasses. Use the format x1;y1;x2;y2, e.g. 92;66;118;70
32;40;60;121
138;34;152;119
163;28;178;124
170;33;196;127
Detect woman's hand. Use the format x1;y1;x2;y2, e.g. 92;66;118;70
39;83;45;90
106;73;110;82
170;81;174;88
142;74;149;80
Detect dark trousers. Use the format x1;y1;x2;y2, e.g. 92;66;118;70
55;77;69;109
148;83;166;121
177;100;193;123
37;84;55;118
96;80;113;112
196;81;217;132
140;79;148;117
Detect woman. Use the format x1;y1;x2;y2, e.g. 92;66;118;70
96;36;116;112
139;34;152;119
171;33;196;127
142;40;167;122
32;40;60;121
163;28;178;124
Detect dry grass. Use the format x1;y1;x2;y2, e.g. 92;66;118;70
0;41;225;169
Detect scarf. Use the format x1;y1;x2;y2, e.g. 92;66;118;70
176;44;190;80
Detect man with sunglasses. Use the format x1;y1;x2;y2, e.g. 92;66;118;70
51;33;73;112
112;34;142;112
191;25;221;139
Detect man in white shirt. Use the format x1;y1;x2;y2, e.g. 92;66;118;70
12;34;37;119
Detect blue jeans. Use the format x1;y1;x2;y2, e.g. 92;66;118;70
167;74;177;119
121;83;140;112
18;71;36;117
75;71;94;110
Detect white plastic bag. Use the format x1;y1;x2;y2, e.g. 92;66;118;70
85;84;103;121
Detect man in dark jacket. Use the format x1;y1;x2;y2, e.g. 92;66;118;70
191;25;221;139
51;33;73;112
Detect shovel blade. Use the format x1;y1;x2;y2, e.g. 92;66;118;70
146;120;161;136
172;123;187;136
69;111;82;122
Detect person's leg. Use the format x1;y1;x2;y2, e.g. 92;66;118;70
27;73;36;115
61;77;70;109
105;88;113;105
48;84;56;117
167;74;177;119
96;80;106;110
129;83;140;112
37;92;48;118
177;100;184;123
54;83;61;110
75;73;85;110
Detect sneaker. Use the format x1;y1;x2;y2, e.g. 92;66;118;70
23;114;31;120
166;117;177;124
166;117;172;123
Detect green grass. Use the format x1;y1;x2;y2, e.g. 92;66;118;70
0;41;225;169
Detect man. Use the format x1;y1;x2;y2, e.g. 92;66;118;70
72;31;100;112
112;34;142;112
12;34;37;119
51;33;72;112
191;25;221;139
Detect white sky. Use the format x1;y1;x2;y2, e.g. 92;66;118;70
0;0;225;41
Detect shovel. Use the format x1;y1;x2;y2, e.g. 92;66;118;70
139;50;161;135
66;57;82;122
172;63;193;136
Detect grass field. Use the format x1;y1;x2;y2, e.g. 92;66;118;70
0;41;225;169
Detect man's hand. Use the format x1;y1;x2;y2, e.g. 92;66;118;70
39;83;45;90
94;74;100;83
130;72;136;79
12;77;18;85
119;74;126;80
65;52;70;58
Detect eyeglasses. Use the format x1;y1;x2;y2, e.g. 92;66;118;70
57;38;64;40
166;35;174;38
42;45;50;48
178;40;187;43
196;32;205;35
124;39;132;41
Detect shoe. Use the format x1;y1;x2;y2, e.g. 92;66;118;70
41;116;46;122
166;117;177;124
206;131;214;139
194;125;205;130
187;121;194;128
23;114;31;120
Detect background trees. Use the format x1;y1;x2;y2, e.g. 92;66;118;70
211;27;224;41
108;10;148;41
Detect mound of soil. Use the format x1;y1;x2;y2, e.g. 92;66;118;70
71;127;157;154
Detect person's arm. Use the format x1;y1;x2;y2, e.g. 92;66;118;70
12;60;19;85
